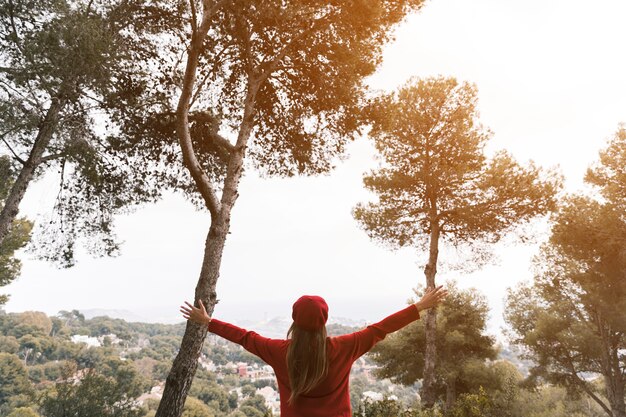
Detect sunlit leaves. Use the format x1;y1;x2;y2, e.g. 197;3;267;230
108;0;428;195
585;126;626;210
505;192;626;413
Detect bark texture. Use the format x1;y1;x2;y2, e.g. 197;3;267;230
420;213;440;407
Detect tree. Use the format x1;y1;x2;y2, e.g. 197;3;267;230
14;311;52;335
0;353;33;415
241;384;256;399
506;128;626;417
370;284;497;410
510;384;605;417
39;363;144;417
190;381;233;414
0;156;32;304
354;76;560;406
181;397;214;417
239;395;269;415
0;0;158;267
105;1;428;416
506;197;626;417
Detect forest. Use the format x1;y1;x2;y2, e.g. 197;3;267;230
1;0;625;416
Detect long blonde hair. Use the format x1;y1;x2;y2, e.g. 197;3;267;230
286;323;329;404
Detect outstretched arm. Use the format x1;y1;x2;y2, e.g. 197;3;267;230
180;300;211;327
343;285;448;359
180;300;280;366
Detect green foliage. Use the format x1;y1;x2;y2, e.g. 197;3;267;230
39;363;144;417
448;386;493;417
510;385;604;417
506;157;626;416
181;396;215;417
0;215;31;303
585;126;626;209
237;406;263;417
511;126;626;389
240;384;256;398
0;352;33;414
239;394;268;415
371;284;497;405
355;76;561;266
104;0;429;212
0;335;19;353
357;397;421;417
0;156;32;304
7;407;40;417
190;381;234;414
0;1;161;268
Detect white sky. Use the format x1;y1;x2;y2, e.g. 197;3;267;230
4;0;626;338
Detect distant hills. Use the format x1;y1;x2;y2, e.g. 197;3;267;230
78;308;367;338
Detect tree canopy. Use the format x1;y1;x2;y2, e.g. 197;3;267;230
0;0;162;267
506;130;626;417
355;77;560;258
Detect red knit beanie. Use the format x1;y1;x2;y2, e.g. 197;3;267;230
292;295;328;331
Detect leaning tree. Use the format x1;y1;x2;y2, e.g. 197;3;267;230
354;76;561;406
104;1;430;415
0;0;160;268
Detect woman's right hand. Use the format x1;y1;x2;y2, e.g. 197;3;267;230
414;285;448;312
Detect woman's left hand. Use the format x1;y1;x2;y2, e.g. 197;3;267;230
180;300;211;326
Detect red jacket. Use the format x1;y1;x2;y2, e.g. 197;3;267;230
208;304;420;416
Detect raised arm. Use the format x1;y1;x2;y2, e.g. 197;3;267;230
180;300;281;366
342;285;448;359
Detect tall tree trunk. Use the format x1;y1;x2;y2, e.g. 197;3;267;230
154;219;227;417
0;97;65;244
155;1;258;409
421;216;440;408
155;93;256;416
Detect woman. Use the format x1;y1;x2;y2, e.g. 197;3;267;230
181;286;447;417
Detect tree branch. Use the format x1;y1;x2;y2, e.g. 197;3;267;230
8;0;24;54
85;0;95;16
235;13;254;76
40;152;65;163
209;131;234;153
566;357;614;416
189;43;234;108
175;0;231;218
0;79;43;114
1;136;25;165
189;0;198;36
